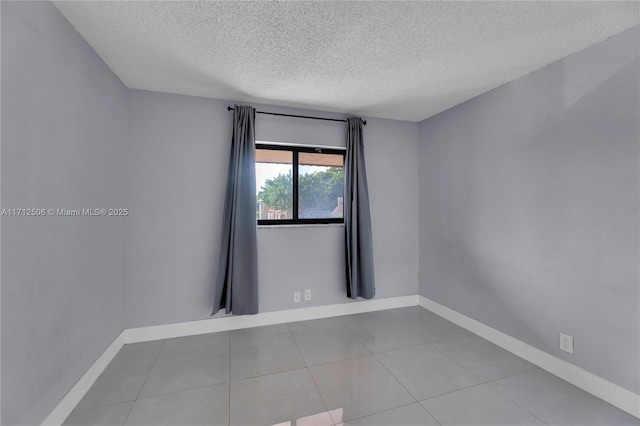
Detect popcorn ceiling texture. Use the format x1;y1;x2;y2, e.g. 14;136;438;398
53;1;639;122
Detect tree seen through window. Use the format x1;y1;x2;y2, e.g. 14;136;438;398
255;146;344;224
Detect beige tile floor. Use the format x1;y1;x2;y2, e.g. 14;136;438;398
64;307;639;426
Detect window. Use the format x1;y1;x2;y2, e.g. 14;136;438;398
255;143;345;225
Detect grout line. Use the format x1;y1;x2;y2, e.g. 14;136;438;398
228;366;311;384
228;326;292;348
485;375;550;426
336;312;436;420
66;399;136;415
230;366;310;384
66;352;158;416
284;321;294;334
419;333;474;344
483;364;541;381
306;369;337;426
228;333;303;383
336;320;374;357
121;346;163;424
418;297;640;419
288;326;373;369
287;325;334;424
417;382;489;403
393;307;474;346
112;337;232;422
59;304;637;425
417;403;444;426
125;382;230;404
303;353;372;370
118;399;135;424
343;401;438;426
367;340;428;356
289;335;311;369
422;333;551;423
417;381;525;425
370;353;418;405
425;343;484;382
351;310;505;423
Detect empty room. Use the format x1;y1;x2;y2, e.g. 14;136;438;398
1;1;639;425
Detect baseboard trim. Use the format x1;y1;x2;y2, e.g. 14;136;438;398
418;295;640;419
41;331;125;426
42;296;418;425
125;295;419;344
42;294;638;425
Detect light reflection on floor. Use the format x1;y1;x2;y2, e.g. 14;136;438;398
272;408;342;426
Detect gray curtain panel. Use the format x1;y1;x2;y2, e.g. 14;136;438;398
212;105;259;315
344;117;375;299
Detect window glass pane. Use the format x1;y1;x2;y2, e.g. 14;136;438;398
256;149;292;220
298;153;344;219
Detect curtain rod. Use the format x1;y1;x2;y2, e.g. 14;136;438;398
227;106;366;126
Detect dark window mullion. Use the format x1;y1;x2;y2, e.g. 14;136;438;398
292;149;299;221
256;143;345;225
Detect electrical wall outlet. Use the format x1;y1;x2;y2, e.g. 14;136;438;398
304;289;311;301
560;332;574;354
293;291;301;303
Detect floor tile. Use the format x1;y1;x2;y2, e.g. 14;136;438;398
422;383;544;425
382;306;430;317
230;368;327;426
139;346;229;398
490;369;640;425
432;334;536;381
68;311;639;426
342;403;439;426
338;307;422;326
375;344;482;400
230;333;306;380
115;341;164;360
339;308;438;330
396;312;471;342
273;411;334;426
125;383;228;426
76;355;156;410
63;402;133;426
337;312;391;328
341;319;424;354
309;355;415;423
293;327;370;366
161;331;229;353
229;323;291;344
288;317;347;333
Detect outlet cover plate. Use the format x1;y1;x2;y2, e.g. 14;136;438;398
293;292;301;303
560;332;574;354
304;289;311;301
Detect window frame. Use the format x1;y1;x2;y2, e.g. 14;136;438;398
255;143;346;226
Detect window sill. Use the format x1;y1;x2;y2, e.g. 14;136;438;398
258;223;344;229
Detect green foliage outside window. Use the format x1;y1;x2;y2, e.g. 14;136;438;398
257;167;343;217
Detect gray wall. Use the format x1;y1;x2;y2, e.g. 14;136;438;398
1;2;128;424
0;4;420;421
418;26;639;393
125;93;419;328
10;1;636;422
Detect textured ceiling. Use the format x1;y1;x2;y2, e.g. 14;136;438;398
53;1;639;122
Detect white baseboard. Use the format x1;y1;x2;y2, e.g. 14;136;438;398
42;294;638;425
42;296;417;426
125;295;419;343
419;295;640;419
41;331;125;426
